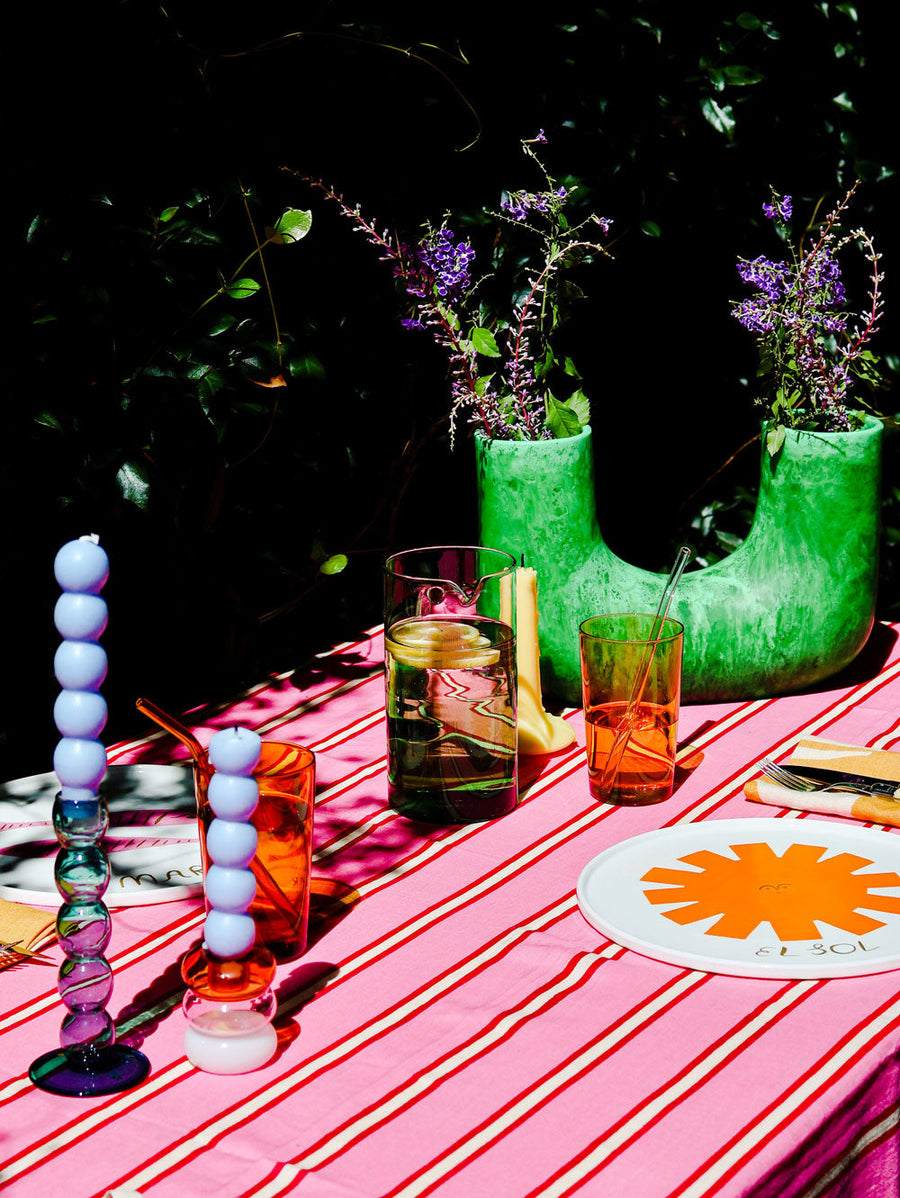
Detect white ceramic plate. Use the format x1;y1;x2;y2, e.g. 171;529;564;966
0;764;201;906
576;817;900;978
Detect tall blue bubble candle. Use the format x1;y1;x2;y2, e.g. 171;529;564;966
181;726;278;1074
29;535;150;1096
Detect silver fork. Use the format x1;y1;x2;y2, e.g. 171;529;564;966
758;759;873;796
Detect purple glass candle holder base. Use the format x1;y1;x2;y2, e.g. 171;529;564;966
29;1044;150;1097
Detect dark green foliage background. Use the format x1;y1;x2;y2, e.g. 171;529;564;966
3;2;897;780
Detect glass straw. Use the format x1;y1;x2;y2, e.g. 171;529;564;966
596;546;691;796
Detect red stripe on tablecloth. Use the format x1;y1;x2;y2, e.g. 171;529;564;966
667;657;900;827
0;909;203;1039
12;664;899;1186
801;1101;900;1198
287;673;900;1195
108;664;383;763
524;977;826;1197
273;945;621;1179
86;897;595;1194
0;690;853;1152
668;988;900;1197
746;1051;900;1198
381;970;714;1198
279;701;384;750
3;719;577;1049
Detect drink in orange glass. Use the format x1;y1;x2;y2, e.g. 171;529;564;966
580;613;683;804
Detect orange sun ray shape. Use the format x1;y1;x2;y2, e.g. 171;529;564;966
641;841;900;941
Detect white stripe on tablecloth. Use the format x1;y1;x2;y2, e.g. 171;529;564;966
804;1101;900;1198
518;979;819;1198
382;971;709;1198
672;656;900;826
291;943;622;1174
86;897;588;1194
10;659;900;1187
672;991;900;1197
0;912;204;1039
108;665;383;761
0;1061;194;1182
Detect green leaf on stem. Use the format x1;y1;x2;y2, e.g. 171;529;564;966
721;64;765;86
701;97;736;136
225;277;260;300
471;327;501;357
319;553;348;576
566;387;591;425
766;424;786;457
545;393;584;438
269;208;313;245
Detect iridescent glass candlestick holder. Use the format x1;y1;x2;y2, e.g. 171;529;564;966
29;535;150;1096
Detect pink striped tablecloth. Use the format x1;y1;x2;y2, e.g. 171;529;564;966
3;623;900;1197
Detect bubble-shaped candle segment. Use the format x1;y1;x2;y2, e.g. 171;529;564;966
181;726;279;1074
29;535;150;1096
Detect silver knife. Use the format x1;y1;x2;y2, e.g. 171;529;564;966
787;764;900;798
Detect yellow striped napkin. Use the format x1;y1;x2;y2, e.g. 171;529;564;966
0;898;56;970
745;736;900;826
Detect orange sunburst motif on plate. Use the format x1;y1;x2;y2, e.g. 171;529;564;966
641;841;900;941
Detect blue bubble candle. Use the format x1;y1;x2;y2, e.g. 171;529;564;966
30;535;150;1096
181;726;278;1074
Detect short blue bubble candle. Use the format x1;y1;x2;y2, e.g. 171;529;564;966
29;535;150;1096
181;726;278;1074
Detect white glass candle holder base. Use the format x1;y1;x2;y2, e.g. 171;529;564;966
183;1008;277;1074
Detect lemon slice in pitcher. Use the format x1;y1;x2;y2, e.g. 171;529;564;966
387;620;501;669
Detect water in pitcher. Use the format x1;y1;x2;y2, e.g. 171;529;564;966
385;616;517;823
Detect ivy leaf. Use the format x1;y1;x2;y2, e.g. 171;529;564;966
35;411;64;432
701;97;736;137
545;393;584;439
319;553;348;576
766;424;786;457
208;312;237;336
566;387;591;425
225;277;260;300
721;65;765;86
268;208;313;246
116;460;152;509
289;353;326;381
471;327;501;357
198;370;224;412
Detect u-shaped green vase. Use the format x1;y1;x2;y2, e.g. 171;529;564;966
475;418;883;704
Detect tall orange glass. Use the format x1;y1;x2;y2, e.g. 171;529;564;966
194;740;315;960
580;613;683;805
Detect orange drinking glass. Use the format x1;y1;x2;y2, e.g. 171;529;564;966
580;613;683;805
194;740;315;961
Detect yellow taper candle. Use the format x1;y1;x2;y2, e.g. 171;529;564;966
502;567;576;755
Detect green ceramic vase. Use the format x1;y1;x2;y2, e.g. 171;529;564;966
475;418;883;704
